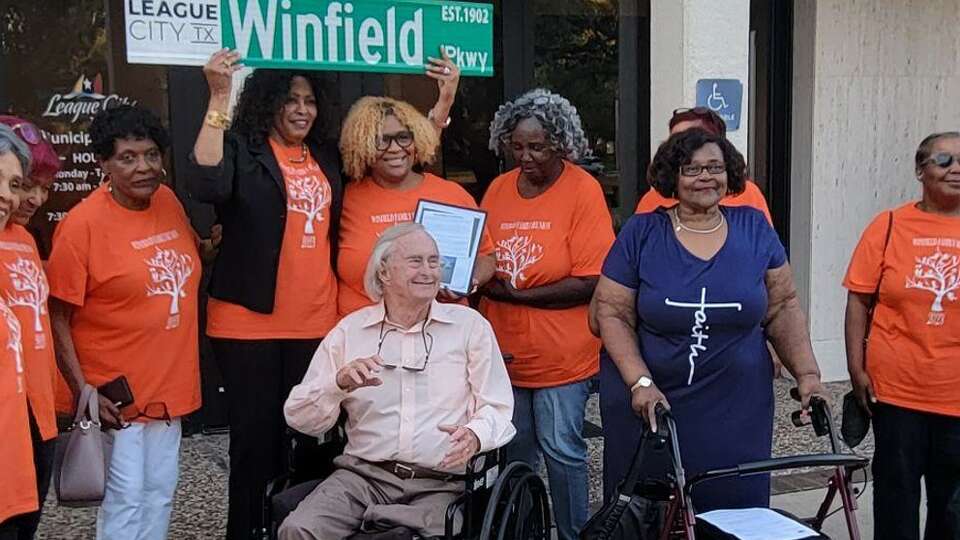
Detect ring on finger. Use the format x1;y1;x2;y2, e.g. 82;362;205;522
443;66;451;75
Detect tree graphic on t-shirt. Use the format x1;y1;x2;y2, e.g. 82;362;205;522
0;301;24;393
905;249;959;325
495;234;544;287
145;247;194;330
287;176;331;247
4;257;49;350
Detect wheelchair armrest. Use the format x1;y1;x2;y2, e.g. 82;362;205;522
687;453;869;491
464;448;502;489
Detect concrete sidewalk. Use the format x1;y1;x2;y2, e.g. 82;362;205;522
772;481;928;539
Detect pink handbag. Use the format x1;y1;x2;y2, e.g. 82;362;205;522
52;384;115;507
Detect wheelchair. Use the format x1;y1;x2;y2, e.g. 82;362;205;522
587;390;869;539
263;425;552;540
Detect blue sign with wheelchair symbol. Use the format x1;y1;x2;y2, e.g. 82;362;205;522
696;79;743;131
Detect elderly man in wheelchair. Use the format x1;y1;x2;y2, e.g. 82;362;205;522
278;223;517;540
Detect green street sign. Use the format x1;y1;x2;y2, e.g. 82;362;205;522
221;0;494;76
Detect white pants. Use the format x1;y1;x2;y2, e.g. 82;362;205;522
96;418;182;540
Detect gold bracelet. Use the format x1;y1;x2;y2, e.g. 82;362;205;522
205;110;232;130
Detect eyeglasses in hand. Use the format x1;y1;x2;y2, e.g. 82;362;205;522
121;402;171;428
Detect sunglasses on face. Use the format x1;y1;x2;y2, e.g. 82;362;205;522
10;122;44;145
679;163;727;177
924;153;960;169
375;131;414;152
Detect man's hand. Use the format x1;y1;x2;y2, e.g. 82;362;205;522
96;394;124;430
335;356;384;393
480;278;517;303
437;287;464;302
438;424;480;469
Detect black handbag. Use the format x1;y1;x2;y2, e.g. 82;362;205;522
580;426;673;540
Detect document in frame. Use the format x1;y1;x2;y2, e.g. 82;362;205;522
414;199;487;295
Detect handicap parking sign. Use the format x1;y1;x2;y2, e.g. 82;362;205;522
696;79;743;131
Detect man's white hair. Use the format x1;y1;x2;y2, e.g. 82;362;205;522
364;222;433;302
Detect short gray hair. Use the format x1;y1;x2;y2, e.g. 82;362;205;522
0;124;32;178
364;223;433;302
488;88;590;161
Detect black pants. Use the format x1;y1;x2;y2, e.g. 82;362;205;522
0;407;56;540
212;337;323;540
872;402;960;540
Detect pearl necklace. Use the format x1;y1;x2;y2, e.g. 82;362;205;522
287;143;307;163
673;207;724;234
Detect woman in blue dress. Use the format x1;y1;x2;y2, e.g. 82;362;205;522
591;128;825;512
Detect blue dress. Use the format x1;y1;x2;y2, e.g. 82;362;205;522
601;206;786;512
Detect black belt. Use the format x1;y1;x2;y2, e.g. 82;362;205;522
372;461;465;482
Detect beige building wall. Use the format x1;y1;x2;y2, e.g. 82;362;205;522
650;0;751;157
791;0;960;381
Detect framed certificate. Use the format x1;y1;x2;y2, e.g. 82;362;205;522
414;199;487;295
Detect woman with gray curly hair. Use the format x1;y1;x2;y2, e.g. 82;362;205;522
478;89;615;540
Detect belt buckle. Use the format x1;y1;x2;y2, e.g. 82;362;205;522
393;462;416;480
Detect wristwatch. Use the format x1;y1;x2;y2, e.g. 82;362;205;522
630;375;653;393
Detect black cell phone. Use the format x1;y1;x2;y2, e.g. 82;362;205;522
98;375;134;408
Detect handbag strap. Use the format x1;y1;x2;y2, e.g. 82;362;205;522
871;211;894;305
73;384;101;427
619;423;669;497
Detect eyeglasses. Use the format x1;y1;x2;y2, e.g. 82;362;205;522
669;107;727;136
679;163;727;177
671;106;714;119
10;122;43;145
924;153;960;169
377;319;434;372
121;402;170;428
375;131;414;151
498;135;554;154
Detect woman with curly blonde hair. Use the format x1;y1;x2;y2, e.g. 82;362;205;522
336;96;496;315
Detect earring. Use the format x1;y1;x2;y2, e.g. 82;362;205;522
161;168;168;179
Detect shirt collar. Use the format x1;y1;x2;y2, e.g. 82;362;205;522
362;300;456;329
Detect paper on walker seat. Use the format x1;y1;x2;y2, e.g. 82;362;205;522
697;508;818;540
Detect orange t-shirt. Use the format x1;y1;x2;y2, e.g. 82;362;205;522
206;140;338;339
0;225;57;440
46;185;201;418
0;299;38;522
635;180;773;224
479;163;615;388
337;173;495;316
843;202;960;417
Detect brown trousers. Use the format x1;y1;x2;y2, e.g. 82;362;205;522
278;454;464;540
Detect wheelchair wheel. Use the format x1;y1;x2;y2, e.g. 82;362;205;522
478;462;551;540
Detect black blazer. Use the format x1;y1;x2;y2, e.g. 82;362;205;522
187;132;343;314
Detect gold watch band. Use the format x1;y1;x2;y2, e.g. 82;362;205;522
205;110;232;130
